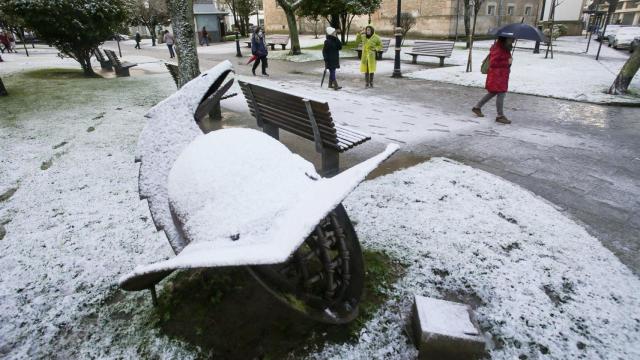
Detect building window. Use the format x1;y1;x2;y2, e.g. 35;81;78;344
507;5;515;15
487;4;496;15
524;6;533;16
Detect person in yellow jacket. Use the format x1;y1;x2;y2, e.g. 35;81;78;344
355;25;382;88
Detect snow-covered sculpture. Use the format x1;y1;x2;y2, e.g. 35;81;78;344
119;61;398;323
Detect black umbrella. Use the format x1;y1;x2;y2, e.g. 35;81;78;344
489;23;545;42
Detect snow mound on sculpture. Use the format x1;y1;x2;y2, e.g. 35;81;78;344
311;158;640;359
120;129;398;285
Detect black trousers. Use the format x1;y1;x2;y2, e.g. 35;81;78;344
252;56;268;74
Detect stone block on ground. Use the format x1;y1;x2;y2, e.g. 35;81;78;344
412;295;486;360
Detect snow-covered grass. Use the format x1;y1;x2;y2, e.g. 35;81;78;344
405;38;640;105
319;158;640;359
2;61;638;359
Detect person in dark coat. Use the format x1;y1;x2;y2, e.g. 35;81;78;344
200;26;209;46
472;36;513;124
134;32;141;49
322;26;342;90
251;27;269;76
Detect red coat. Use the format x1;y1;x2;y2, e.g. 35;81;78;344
485;42;511;93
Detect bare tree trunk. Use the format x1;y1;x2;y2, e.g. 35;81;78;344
464;0;471;49
78;53;96;77
166;0;200;87
466;11;479;72
284;10;301;54
608;48;640;94
0;77;8;96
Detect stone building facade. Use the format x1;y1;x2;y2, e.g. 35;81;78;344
264;0;543;39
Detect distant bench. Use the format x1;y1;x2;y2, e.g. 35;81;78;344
239;80;371;176
93;48;112;70
104;49;137;77
245;35;290;50
267;35;289;50
356;39;391;60
406;40;455;67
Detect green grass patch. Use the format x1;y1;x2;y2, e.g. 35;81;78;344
0;67;172;126
304;40;361;51
149;249;407;359
23;68;90;80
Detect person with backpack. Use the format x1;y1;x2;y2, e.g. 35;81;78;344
473;36;513;124
250;27;269;76
322;26;342;90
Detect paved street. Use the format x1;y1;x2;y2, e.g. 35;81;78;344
110;40;640;275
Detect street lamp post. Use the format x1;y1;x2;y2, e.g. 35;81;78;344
392;0;403;78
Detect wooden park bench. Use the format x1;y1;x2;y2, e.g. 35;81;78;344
93;48;113;70
406;40;455;67
356;38;391;60
267;35;290;50
239;80;371;176
104;49;137;77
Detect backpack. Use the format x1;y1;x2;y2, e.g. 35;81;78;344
481;54;490;74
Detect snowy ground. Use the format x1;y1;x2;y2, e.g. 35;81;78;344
404;38;640;105
1;51;639;359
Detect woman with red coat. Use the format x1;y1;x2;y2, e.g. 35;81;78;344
472;37;513;124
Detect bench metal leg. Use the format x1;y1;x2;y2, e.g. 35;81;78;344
439;57;445;67
281;45;286;50
116;68;130;77
357;50;362;59
209;102;222;121
269;44;275;51
263;122;279;140
411;55;417;64
321;149;340;177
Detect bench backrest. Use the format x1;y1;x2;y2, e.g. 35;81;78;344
268;35;289;44
356;38;391;51
104;49;123;68
239;81;340;151
411;40;455;56
94;49;107;62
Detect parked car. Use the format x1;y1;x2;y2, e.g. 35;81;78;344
605;25;630;45
611;27;640;49
630;37;640;53
112;34;130;41
596;24;626;42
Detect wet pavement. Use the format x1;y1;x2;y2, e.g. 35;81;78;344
110;41;640;275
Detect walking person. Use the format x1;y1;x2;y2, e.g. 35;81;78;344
8;32;16;53
0;32;11;53
134;32;141;50
355;25;382;88
251;27;269;77
472;36;513;124
163;30;175;58
322;26;342;90
200;26;209;46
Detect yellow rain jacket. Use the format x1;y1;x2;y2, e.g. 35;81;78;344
356;28;382;74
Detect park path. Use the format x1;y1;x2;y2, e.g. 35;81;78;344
107;40;640;275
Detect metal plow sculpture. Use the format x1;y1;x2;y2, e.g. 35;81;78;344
119;61;398;324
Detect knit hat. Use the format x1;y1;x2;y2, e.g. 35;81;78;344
326;26;336;36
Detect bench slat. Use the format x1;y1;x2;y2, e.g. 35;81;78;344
242;87;335;126
246;103;339;139
335;125;370;139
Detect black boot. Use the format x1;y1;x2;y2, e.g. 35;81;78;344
365;73;370;88
333;80;342;90
369;73;375;88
